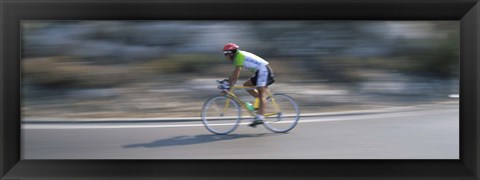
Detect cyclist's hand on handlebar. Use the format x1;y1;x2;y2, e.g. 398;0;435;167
217;79;231;95
217;84;230;90
217;79;231;89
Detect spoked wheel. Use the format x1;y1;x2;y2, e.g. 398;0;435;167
201;96;242;135
262;93;300;133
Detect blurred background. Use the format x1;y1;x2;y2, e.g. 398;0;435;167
21;21;459;119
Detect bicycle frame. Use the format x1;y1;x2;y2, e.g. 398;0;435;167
202;82;300;134
222;86;282;118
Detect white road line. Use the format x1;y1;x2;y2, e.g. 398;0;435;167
22;108;458;130
23;123;205;130
448;94;459;98
23;103;458;122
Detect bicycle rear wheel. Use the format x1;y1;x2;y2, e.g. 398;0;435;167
263;93;300;133
201;96;242;135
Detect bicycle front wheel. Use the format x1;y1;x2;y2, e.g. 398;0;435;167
263;93;300;133
201;96;242;135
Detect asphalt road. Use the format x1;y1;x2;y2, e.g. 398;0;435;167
22;103;459;159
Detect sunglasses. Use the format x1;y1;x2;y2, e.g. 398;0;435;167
223;51;234;56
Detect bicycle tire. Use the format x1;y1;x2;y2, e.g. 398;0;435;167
201;95;242;135
262;93;300;133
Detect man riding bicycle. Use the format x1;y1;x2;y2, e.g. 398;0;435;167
222;43;275;127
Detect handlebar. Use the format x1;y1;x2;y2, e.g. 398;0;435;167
217;79;256;92
217;79;231;90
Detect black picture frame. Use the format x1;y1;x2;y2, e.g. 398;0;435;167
1;0;478;179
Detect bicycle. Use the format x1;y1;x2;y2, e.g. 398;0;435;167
201;79;300;135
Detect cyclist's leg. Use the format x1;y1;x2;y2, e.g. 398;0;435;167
255;66;269;119
256;86;267;117
243;79;259;98
249;85;266;127
248;67;269;127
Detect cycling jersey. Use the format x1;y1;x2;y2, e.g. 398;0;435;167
232;50;274;87
233;50;269;73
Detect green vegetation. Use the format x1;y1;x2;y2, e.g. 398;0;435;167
24;57;140;88
23;55;225;88
22;21;460;87
403;35;459;77
142;54;220;74
310;57;364;82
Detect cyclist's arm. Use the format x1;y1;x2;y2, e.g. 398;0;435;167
228;66;242;87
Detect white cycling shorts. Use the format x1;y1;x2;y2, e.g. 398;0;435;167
255;65;269;87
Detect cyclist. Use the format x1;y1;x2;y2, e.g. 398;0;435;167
222;43;275;127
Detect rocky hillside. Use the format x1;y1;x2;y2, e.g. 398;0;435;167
21;21;460;119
